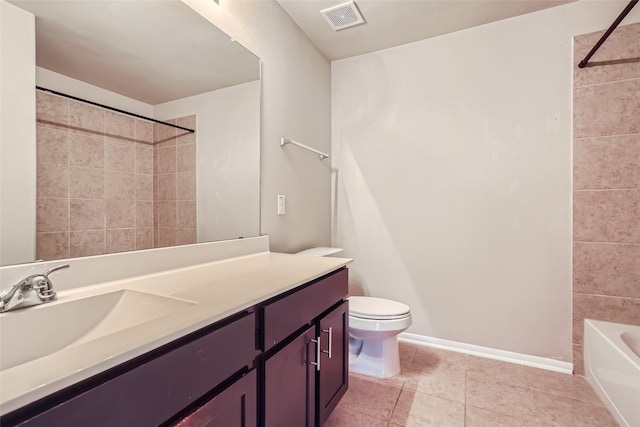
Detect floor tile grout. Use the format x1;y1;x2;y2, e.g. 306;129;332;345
326;342;617;427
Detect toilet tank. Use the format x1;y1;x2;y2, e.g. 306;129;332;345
295;247;343;257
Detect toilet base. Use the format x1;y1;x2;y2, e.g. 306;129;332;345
349;335;401;378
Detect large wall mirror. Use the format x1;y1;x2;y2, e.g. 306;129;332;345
2;0;261;266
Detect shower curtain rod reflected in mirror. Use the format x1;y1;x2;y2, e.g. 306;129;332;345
35;86;196;133
578;0;638;68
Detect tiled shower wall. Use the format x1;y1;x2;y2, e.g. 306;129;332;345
153;116;197;248
572;22;640;375
35;91;196;260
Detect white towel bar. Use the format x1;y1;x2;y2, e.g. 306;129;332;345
280;138;329;161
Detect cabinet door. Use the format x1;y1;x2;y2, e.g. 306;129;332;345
172;370;256;427
318;301;349;426
264;325;317;427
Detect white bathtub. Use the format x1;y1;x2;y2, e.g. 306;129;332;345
584;319;640;427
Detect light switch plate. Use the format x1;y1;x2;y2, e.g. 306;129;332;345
277;195;286;215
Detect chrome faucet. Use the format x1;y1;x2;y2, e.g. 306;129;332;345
0;264;69;313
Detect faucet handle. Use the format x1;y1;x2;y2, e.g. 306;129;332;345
43;263;70;277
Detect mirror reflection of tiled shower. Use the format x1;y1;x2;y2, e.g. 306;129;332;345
35;90;196;260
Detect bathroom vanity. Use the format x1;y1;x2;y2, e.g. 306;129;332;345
0;241;350;427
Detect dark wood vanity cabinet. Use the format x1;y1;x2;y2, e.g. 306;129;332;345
1;267;348;427
4;311;259;427
317;300;349;426
261;268;349;427
173;370;257;427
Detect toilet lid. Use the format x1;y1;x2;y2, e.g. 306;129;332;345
349;296;410;320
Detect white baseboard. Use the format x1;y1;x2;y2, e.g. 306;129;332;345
399;332;573;374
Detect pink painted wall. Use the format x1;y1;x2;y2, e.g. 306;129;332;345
572;22;640;374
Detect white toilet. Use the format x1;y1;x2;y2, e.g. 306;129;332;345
295;247;412;378
348;296;412;378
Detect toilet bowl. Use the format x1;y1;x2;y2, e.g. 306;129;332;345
294;248;411;378
348;296;412;378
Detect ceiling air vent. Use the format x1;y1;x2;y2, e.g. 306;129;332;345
321;1;365;31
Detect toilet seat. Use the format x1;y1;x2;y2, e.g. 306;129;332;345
349;296;410;320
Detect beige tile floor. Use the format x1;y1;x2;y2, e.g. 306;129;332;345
325;342;618;427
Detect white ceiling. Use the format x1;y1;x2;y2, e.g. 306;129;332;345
9;1;260;105
278;0;575;60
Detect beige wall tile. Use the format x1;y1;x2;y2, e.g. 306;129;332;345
154;121;177;146
176;228;197;245
105;200;134;229
177;201;196;228
573;293;640;345
574;23;640;88
176;144;196;172
135;201;153;229
573;190;640;243
69;101;105;135
156;228;177;248
70;199;104;231
573;345;584;376
69;102;105;134
158;146;176;174
37;125;69;165
69;133;104;168
134;120;153;144
36;91;68;125
36;232;69;261
106;228;135;254
573;135;640;190
158;201;177;228
37;166;68;198
135;173;153;201
105;139;135;172
69;166;104;199
574;242;640;298
69;230;105;257
135;145;153;174
105;111;134;140
158;174;177;201
135;228;154;250
175;116;196;145
105;171;135;200
176;172;196;201
37;198;69;232
574;79;640;139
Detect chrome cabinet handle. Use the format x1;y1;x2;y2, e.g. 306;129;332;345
322;327;332;359
309;337;321;371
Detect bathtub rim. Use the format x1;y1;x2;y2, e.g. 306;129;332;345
584;319;640;427
585;319;640;366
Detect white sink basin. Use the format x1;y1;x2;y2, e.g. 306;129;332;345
0;290;195;371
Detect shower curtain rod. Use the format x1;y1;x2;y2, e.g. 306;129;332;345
578;0;638;68
35;86;195;133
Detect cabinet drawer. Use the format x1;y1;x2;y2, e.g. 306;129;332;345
262;268;347;351
13;312;257;427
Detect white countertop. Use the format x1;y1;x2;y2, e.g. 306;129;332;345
0;251;350;415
